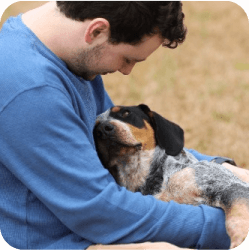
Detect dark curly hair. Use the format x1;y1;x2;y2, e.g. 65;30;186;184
56;1;187;48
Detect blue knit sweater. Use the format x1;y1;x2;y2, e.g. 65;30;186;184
0;15;230;249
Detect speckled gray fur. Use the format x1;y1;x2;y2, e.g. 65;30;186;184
149;147;249;208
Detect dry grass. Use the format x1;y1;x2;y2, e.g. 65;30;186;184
104;2;249;169
1;2;249;168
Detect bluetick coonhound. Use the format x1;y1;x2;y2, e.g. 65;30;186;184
93;104;249;248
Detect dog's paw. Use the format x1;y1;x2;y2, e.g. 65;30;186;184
228;222;247;249
227;219;248;249
230;237;247;249
226;201;249;248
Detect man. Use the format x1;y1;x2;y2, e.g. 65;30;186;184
0;2;234;249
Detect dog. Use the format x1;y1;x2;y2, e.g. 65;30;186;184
93;104;249;248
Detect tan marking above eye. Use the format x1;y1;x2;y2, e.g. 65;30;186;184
128;121;156;150
147;111;154;118
111;106;121;113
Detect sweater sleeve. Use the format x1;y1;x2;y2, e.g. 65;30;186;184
185;148;217;162
0;86;230;249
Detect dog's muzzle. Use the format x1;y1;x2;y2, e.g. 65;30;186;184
94;121;115;140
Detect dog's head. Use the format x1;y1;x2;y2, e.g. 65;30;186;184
93;104;184;171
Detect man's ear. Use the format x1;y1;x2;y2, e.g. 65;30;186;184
85;18;110;44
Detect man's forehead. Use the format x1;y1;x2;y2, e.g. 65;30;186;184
134;34;163;49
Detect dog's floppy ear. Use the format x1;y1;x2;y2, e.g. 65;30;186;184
138;104;184;156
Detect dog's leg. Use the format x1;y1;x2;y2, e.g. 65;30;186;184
225;199;249;248
155;167;203;205
156;164;249;248
192;162;249;248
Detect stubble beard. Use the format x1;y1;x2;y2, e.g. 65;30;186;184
65;43;107;81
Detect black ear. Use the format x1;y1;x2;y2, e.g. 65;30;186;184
138;104;184;156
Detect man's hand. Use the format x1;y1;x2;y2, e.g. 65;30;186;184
88;242;193;249
222;162;249;183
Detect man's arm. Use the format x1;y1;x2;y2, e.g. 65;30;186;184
0;86;230;249
185;148;235;164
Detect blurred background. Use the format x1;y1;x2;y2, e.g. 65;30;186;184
1;2;249;169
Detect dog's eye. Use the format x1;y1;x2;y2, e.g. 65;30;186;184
122;110;131;118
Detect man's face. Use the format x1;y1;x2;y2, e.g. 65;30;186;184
66;34;163;80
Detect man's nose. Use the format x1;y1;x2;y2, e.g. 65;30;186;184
119;63;136;75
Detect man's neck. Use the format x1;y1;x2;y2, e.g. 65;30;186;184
22;2;88;61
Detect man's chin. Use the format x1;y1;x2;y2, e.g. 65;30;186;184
84;75;98;81
84;72;115;80
76;72;98;81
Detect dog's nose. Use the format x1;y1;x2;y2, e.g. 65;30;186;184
95;122;115;139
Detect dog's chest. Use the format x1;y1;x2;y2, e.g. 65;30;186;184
116;149;155;192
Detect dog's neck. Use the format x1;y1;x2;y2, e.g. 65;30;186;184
113;148;156;192
136;146;168;195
